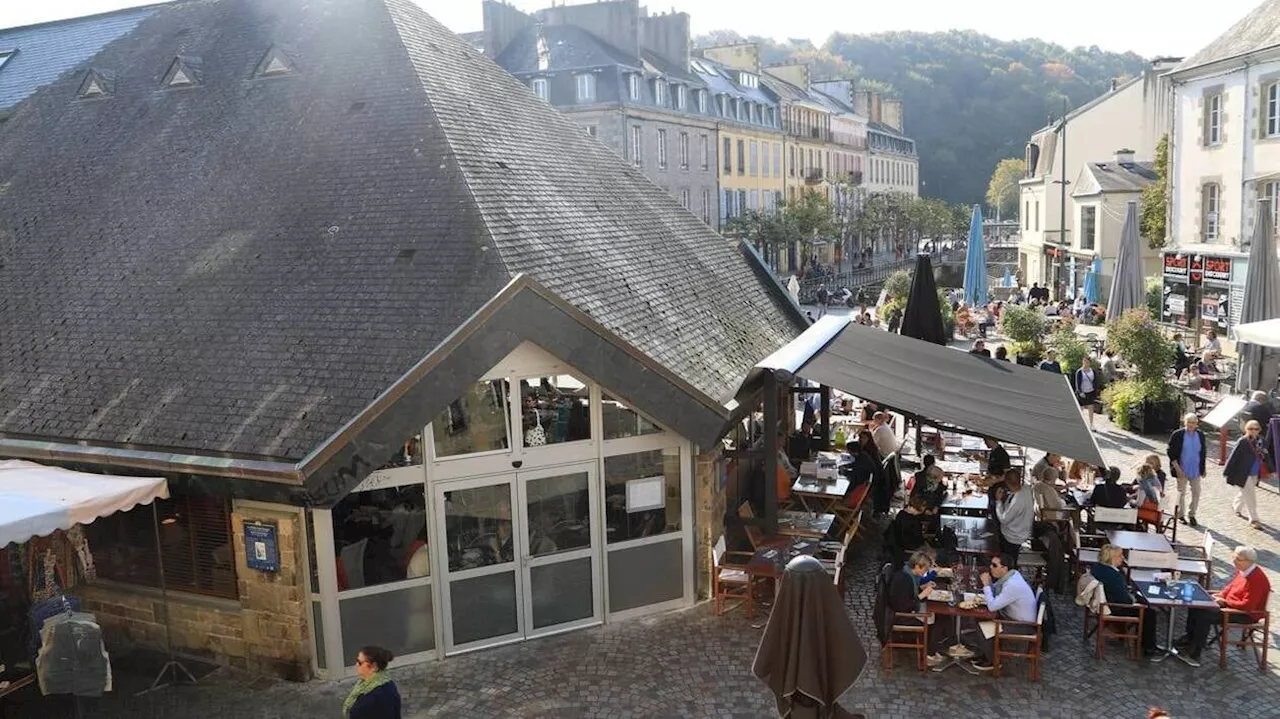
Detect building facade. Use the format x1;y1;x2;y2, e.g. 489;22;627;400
484;0;721;226
1069;151;1163;299
1164;0;1280;341
0;0;803;679
1018;61;1177;298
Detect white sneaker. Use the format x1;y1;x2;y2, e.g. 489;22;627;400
926;653;947;667
947;644;975;659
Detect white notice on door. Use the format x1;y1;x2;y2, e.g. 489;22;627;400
626;475;666;513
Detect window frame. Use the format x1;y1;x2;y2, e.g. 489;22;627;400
531;77;549;102
630;125;643;167
1079;205;1097;250
700;134;709;171
696;89;706;113
1208;93;1223;145
574;73;595;103
675;84;686;110
701;189;711;223
679;132;689;170
1204;183;1221;240
1268;83;1280;138
657;128;668;169
629;73;641;102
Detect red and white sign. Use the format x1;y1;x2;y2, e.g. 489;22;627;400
1163;254;1188;280
1202;256;1231;283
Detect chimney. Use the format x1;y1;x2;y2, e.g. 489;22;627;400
639;8;690;70
1115;148;1135;165
1110;78;1118;91
482;0;535;60
764;64;810;91
700;44;760;73
538;0;641;60
1151;56;1183;71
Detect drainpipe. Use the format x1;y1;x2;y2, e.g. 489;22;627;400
1239;60;1253;251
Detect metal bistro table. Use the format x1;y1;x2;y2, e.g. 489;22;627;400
776;510;837;540
1106;530;1173;554
1135;580;1219;666
940;491;989;517
791;476;851;515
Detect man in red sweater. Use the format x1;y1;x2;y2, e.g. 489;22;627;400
1177;545;1271;666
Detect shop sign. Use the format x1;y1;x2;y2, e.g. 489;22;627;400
1189;255;1204;286
1201;289;1231;331
1162;279;1188;324
1163;254;1188;280
1202;256;1231;284
244;522;280;573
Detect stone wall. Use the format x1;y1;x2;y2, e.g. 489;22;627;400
693;446;726;599
79;500;312;681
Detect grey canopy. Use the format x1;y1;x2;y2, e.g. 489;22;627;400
1106;201;1145;323
1237;199;1280;393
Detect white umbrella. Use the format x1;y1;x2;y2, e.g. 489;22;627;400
1233;318;1280;347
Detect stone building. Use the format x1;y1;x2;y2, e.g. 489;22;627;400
483;0;722;227
0;0;802;679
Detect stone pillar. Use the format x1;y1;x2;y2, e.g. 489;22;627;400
230;501;311;680
693;446;726;599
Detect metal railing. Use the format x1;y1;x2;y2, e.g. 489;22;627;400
793;254;920;302
804;168;824;183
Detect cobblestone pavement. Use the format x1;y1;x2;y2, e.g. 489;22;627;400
22;415;1280;719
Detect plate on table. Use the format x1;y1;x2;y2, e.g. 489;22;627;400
935;568;954;579
927;590;954;603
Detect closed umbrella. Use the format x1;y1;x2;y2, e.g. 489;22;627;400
1084;257;1102;305
1106;201;1144;322
1237;199;1280;393
900;254;947;345
962;205;988;307
753;555;867;719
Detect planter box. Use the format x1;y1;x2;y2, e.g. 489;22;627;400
1015;354;1041;368
1127;398;1181;435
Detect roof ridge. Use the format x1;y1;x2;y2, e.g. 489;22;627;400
0;1;174;35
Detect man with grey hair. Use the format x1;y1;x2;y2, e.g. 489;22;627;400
1166;413;1207;527
1242;390;1273;438
1175;545;1272;666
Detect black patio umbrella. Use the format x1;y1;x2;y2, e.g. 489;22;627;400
752;555;867;719
899;253;947;345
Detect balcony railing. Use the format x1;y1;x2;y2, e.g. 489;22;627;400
783;119;831;142
830;132;867;150
804;168;824;183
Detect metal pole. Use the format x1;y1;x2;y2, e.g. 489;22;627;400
1058;103;1069;301
138;502;198;694
763;371;779;535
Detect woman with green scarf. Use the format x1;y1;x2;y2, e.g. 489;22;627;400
343;646;401;719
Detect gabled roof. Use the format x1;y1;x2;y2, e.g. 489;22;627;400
497;23;640;75
1082;161;1158;194
759;72;808;103
690;56;775;108
0;4;160;114
0;0;803;462
1175;0;1280;74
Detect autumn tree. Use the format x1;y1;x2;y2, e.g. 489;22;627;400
985;158;1027;220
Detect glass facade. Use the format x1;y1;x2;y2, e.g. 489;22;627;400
432;380;511;457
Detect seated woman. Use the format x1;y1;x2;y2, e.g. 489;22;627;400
884;497;930;566
882;549;953;667
1089;466;1129;509
909;463;947;513
1091;544;1157;655
1132;461;1162;508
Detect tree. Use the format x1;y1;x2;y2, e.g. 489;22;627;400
782;190;836;275
985;158;1026;219
1140;134;1169;249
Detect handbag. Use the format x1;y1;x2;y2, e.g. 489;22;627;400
1245;437;1273;479
524;410;546;447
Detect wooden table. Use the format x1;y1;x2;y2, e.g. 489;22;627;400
1134;580;1219;666
792;476;850;514
1106;530;1172;554
745;538;823;581
924;590;996;674
941;516;999;556
776;511;837;540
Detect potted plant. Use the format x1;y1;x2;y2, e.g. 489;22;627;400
1047;319;1091;375
1100;309;1179;433
998;304;1048;366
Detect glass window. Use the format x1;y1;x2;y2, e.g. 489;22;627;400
1080;206;1097;250
520;375;591;446
524;471;592;558
603;448;681;544
443;483;514;572
531;78;548;102
376;432;422;469
332;485;427;590
431;379;511;458
602;392;663;440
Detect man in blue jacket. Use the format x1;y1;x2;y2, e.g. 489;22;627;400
1166;413;1207;527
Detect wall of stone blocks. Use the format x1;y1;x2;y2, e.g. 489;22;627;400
79;500;313;681
693;446;726;600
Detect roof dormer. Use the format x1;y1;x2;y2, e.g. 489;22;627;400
253;45;295;78
77;69;115;99
163;56;202;88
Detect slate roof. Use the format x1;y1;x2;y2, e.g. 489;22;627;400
497;23;640;75
0;0;803;461
691;56;775;109
1176;0;1280;73
1086;161;1158;193
0;4;160;113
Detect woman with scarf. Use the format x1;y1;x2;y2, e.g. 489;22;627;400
1224;420;1270;529
344;646;402;719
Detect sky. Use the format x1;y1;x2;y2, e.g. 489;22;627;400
1;0;1264;58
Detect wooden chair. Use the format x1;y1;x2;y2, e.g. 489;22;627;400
1137;503;1178;543
1124;549;1178;583
1218;608;1271;672
1089;506;1139;532
994;591;1046;680
882;610;931;673
1087;596;1147;661
1017;550;1049;588
1070;522;1106;581
832;482;870;535
738;502;789;551
1173;531;1215;589
711;535;757;617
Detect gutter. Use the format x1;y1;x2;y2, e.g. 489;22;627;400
0;436;303;484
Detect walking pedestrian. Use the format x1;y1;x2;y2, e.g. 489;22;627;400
816;284;829;317
344;646;402;719
1166;413;1206;527
1225;420;1270;529
1073;356;1102;429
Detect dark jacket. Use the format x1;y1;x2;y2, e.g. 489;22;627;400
842;450;876;487
348;681;402;719
1091;562;1134;605
1089;482;1128;509
1224;436;1271;487
884;511;927;564
1073;367;1103;398
1038;359;1062;373
1242;399;1273;433
987;444;1011;477
1166;428;1208;479
874;563;920;645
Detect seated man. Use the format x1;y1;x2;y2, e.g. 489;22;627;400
1031;467;1066;518
884;550;954;668
968;553;1038;672
1089;466;1129;509
1030;452;1064;484
1092;544;1156;655
1176;545;1272;667
884;497;930;566
993;470;1033;559
909;463;947;513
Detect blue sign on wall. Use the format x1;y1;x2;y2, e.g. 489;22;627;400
244;522;280;573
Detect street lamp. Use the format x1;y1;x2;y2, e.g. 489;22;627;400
993;181;1018;226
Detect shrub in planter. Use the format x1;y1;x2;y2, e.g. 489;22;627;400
1103;309;1179;432
1048;323;1090;375
1000;304;1048;364
1101;378;1178;431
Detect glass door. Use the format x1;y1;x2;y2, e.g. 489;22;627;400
435;476;522;653
517;464;601;637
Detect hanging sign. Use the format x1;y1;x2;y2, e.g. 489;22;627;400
1163;254;1188;281
244;522;280;573
1188;255;1204;286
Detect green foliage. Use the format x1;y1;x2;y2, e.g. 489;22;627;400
695;30;1148;205
1101;378;1178;430
1048;323;1090;374
1145;276;1162;317
1139;135;1169;249
723;192;835;276
998;304;1048;344
1106;308;1174;382
883;269;912;301
986;158;1026;218
1007;339;1045;363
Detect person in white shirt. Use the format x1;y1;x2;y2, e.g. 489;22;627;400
994;470;1034;559
966;553;1038;671
1029;453;1063;484
1031;467;1066;516
871;412;898;458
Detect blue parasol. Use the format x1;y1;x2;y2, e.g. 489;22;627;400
1084;257;1102;304
962;205;988;306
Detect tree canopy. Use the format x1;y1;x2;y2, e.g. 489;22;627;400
985;158;1027;219
695;29;1148;206
1139;134;1169;249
